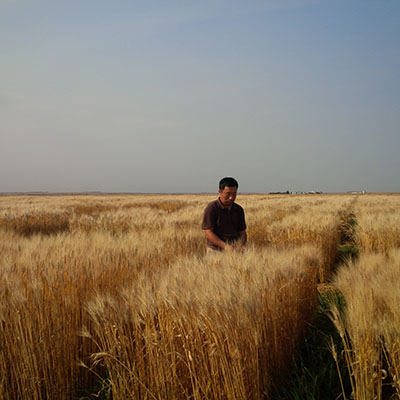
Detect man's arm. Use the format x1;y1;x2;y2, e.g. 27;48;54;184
204;229;233;251
238;230;247;246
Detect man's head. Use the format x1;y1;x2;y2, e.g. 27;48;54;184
218;177;239;208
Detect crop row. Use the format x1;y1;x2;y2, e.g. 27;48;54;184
330;194;400;400
0;193;396;399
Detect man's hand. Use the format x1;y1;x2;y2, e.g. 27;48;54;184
204;229;247;252
235;245;247;252
224;243;234;252
205;229;227;251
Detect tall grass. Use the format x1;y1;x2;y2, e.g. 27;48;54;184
246;195;350;281
0;193;391;399
331;250;400;399
354;194;400;253
84;247;320;399
329;194;400;399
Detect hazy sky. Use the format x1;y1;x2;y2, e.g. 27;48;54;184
1;0;399;193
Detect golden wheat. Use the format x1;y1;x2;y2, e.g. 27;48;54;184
0;193;397;399
330;194;400;400
354;194;400;253
84;246;321;399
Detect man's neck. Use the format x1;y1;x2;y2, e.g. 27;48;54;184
218;198;233;210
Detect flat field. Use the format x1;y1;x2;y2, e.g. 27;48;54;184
0;193;399;399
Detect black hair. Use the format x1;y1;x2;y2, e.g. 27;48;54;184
219;177;239;190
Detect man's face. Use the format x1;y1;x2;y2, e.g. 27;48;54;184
219;186;237;208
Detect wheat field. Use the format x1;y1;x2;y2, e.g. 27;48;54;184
330;194;400;400
0;193;398;399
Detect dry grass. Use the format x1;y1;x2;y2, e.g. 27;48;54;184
329;194;400;400
245;195;351;281
331;250;400;399
354;194;400;253
0;193;397;399
85;247;320;399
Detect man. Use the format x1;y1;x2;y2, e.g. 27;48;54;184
202;177;247;252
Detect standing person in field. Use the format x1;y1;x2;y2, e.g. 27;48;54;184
202;177;247;252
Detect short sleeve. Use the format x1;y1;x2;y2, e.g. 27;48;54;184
202;203;217;230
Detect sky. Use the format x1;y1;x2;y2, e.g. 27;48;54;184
1;0;399;193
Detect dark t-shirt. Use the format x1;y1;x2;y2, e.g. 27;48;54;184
201;198;246;249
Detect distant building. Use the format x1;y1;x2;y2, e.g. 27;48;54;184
269;190;291;195
268;190;323;195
